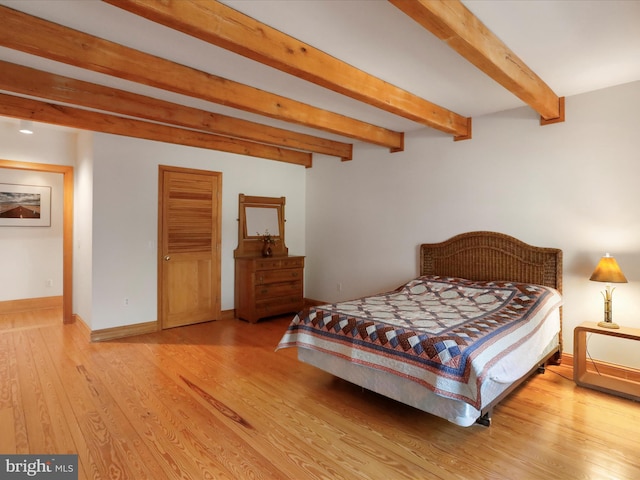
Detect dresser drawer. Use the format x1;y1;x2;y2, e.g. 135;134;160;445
256;268;303;284
256;296;304;318
255;280;303;300
254;257;304;270
279;257;304;269
254;258;283;270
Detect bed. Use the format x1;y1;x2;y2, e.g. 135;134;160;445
276;231;563;427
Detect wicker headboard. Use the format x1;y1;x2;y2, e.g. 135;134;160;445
420;231;562;292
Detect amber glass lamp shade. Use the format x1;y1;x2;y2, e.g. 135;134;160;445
589;253;627;329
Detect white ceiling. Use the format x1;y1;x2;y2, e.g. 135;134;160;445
1;0;640;141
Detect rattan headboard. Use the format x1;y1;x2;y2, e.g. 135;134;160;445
420;231;562;292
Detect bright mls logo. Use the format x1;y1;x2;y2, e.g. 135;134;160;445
1;455;77;479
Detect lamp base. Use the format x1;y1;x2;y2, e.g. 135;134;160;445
598;320;620;329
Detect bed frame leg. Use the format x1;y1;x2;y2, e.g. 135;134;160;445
476;411;492;427
549;349;562;366
539;349;562;373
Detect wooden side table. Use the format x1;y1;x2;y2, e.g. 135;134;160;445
574;321;640;401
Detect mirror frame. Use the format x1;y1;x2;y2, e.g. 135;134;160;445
234;194;288;258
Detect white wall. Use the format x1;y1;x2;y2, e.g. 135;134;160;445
90;134;306;331
306;81;640;368
0;168;64;301
0;120;75;303
74;131;94;326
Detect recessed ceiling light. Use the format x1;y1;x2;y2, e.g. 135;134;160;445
19;120;34;134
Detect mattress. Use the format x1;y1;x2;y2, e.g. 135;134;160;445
297;316;560;426
277;275;562;426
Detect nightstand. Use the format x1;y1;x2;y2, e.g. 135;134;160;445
573;321;640;401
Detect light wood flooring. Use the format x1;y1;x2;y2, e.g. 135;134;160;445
1;308;639;480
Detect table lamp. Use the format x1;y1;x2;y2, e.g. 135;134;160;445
589;253;627;329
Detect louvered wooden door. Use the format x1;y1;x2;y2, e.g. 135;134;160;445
158;166;221;329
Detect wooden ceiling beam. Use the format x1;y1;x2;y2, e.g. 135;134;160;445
0;93;311;167
103;0;471;140
0;5;403;151
389;0;563;122
0;60;352;161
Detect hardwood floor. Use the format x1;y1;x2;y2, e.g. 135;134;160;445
1;308;639;480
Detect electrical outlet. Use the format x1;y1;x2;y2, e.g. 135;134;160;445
124;297;129;306
337;283;342;292
46;279;53;287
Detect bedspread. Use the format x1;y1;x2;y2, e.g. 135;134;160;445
277;276;562;408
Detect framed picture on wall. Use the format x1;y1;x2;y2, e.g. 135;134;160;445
0;183;52;227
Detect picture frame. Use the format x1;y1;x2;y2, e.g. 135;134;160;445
0;183;52;227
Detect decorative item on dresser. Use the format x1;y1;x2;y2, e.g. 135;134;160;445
259;229;276;257
234;194;304;323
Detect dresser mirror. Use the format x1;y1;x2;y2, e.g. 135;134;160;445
234;194;288;257
245;206;280;237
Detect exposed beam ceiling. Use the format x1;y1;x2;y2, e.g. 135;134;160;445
2;1;628;165
103;0;471;140
0;60;352;161
0;92;312;166
389;0;563;122
0;5;403;152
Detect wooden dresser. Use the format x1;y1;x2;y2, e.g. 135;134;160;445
235;255;304;323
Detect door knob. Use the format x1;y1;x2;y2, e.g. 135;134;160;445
164;255;171;261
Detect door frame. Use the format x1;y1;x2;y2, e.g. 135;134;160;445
0;159;74;323
157;165;222;329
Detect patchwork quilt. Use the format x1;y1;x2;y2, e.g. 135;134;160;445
277;276;562;408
